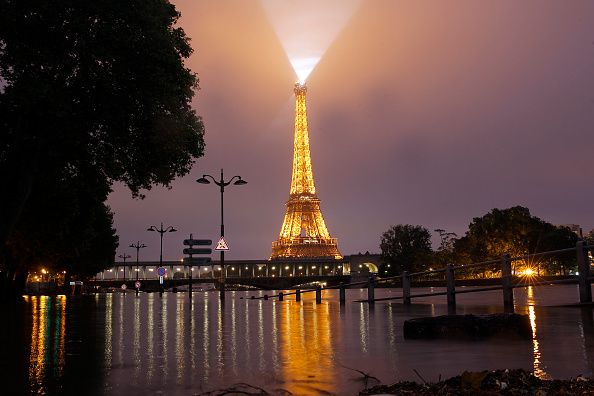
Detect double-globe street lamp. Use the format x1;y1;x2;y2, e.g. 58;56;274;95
129;241;147;287
118;253;131;282
147;223;177;293
196;169;247;300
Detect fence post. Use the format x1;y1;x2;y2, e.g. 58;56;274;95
577;241;592;304
367;277;375;303
315;286;322;304
446;264;456;310
402;271;411;304
501;254;514;312
296;288;301;302
278;292;284;301
339;283;346;304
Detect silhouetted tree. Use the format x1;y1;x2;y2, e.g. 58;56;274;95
453;206;578;276
380;225;433;276
0;0;204;293
433;228;457;267
3;165;118;295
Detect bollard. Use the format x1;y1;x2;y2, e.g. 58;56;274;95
339;283;346;304
296;289;301;302
279;292;284;301
577;241;592;304
367;277;375;303
501;254;514;312
402;271;411;304
251;295;255;299
446;264;456;309
315;286;322;304
264;294;269;300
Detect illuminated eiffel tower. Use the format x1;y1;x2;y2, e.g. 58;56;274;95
271;83;342;259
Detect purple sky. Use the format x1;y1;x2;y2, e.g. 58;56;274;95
107;1;594;262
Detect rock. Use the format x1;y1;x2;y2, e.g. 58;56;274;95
403;313;531;339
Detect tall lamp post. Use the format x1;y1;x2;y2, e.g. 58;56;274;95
197;169;247;300
147;223;177;293
129;241;147;291
118;253;131;282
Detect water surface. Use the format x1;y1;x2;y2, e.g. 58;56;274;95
2;285;593;395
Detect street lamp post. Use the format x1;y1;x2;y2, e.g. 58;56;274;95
118;254;131;282
147;223;177;294
197;169;247;300
129;241;147;294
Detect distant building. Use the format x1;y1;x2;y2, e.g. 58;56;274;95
558;224;583;238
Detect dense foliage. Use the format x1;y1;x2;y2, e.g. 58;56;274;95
0;0;205;294
380;207;580;277
453;206;578;275
380;224;433;275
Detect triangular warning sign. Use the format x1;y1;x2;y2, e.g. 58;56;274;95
215;237;229;251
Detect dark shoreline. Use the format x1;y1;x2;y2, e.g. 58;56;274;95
359;369;594;395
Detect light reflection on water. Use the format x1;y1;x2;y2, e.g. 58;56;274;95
6;285;594;395
526;286;549;379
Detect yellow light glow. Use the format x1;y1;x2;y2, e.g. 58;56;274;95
523;268;535;277
41;269;47;274
271;83;341;259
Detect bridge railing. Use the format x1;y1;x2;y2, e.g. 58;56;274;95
248;241;594;310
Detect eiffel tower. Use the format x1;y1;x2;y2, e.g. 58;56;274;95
271;83;342;259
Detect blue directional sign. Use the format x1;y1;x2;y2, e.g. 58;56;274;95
157;267;166;277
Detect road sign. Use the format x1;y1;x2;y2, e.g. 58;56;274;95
215;237;229;251
157;267;166;277
135;281;141;289
183;239;212;246
183;248;212;255
184;257;212;265
121;284;127;290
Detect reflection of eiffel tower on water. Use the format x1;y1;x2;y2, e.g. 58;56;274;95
271;83;342;259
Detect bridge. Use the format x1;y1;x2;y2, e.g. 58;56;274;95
90;254;382;290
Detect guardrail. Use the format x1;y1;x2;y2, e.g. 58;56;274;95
247;241;593;311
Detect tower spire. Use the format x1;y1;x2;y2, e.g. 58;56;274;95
271;83;341;259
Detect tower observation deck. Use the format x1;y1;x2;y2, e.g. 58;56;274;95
271;83;342;259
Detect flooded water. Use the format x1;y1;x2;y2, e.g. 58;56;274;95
2;285;594;395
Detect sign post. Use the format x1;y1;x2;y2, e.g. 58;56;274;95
183;234;212;299
157;266;166;288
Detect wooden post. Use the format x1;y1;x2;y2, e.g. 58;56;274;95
501;254;514;312
339;283;346;304
446;264;456;309
296;289;301;302
315;286;321;304
279;292;284;301
577;241;592;304
367;277;375;303
402;271;411;304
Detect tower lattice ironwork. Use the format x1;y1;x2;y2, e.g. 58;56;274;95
271;83;341;259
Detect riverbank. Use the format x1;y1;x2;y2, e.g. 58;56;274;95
360;369;594;395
